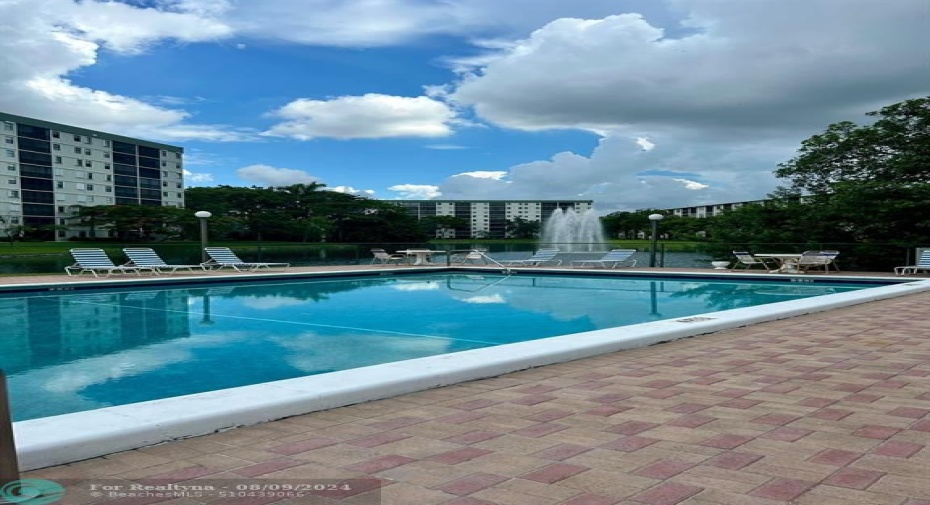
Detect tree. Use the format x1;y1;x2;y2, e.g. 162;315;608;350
772;96;930;249
505;217;541;239
775;96;930;195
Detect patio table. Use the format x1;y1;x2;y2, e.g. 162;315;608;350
753;253;803;273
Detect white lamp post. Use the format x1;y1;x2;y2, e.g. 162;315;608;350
194;211;212;262
648;213;664;267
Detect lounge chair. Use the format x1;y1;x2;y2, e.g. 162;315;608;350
572;249;637;268
794;250;836;274
500;248;561;267
731;251;776;270
451;249;487;265
895;250;930;275
123;248;207;274
202;247;290;272
370;248;407;265
65;248;158;277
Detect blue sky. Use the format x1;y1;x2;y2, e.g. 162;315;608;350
1;0;927;214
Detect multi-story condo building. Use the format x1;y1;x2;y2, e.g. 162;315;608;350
665;199;769;219
394;199;594;238
1;112;184;240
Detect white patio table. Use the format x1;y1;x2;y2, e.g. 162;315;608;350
753;253;803;273
396;249;438;265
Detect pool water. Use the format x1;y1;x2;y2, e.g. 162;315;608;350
0;272;888;420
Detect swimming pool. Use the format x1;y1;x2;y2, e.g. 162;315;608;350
0;272;892;421
4;268;927;470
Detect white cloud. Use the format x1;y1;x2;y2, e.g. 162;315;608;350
387;184;442;200
431;0;930;209
236;164;321;186
434;134;785;213
0;0;250;143
330;186;376;196
448;1;930;136
183;169;215;185
454;171;508;180
264;94;456;140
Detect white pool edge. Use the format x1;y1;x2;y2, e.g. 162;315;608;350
12;272;930;470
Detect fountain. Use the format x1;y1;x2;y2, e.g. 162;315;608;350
540;207;608;252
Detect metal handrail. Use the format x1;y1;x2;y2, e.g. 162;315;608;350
0;369;20;486
446;249;514;274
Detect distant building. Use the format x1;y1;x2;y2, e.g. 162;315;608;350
394;199;594;238
1;112;185;240
664;199;770;218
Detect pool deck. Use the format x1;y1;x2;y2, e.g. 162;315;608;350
11;267;930;505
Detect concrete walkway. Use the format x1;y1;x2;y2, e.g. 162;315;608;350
20;277;930;504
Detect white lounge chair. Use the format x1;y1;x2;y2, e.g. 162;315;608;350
895;250;930;275
202;247;290;272
123;248;207;274
795;250;837;274
65;248;158;277
731;251;776;270
500;248;561;267
370;248;406;265
572;249;637;268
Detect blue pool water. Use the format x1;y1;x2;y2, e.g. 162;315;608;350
0;272;889;420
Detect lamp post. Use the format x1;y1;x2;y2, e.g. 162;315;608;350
194;211;212;262
648;213;664;267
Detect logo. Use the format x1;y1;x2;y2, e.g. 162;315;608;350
0;479;65;505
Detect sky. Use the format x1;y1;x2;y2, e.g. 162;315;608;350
1;0;928;215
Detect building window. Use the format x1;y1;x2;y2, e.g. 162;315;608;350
161;161;166;167
54;156;62;164
74;159;82;166
177;192;182;198
57;206;65;213
84;148;91;155
104;140;110;147
106;174;111;181
87;172;93;179
175;152;181;159
162;181;167;187
86;184;94;191
73;135;81;142
56;181;63;189
105;186;112;193
51;131;59;138
53;143;60;150
58;218;67;225
104;153;110;158
3;137;12;144
9;190;18;198
4;149;13;157
2;122;13;131
104;163;110;170
7;179;15;184
74;147;81;154
6;164;14;171
176;183;182;188
84;137;92;144
163;191;168;197
84;160;92;167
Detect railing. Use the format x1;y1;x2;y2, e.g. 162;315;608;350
0;370;20;487
445;249;514;274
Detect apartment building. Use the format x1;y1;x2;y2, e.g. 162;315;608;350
394;199;594;238
1;112;184;240
665;199;769;218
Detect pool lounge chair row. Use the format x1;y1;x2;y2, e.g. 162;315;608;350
65;247;290;277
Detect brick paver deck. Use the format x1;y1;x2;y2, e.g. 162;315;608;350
14;269;930;504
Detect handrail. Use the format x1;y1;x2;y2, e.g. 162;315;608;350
0;369;20;486
446;249;514;274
